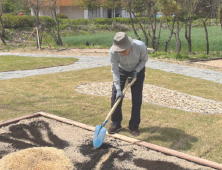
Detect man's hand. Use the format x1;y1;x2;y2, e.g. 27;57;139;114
131;70;137;79
115;90;124;102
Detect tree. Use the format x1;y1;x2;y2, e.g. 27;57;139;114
125;0;142;42
3;0;30;14
157;0;183;52
201;0;218;54
26;0;46;49
218;0;222;29
102;0;122;18
183;0;201;54
126;0;161;50
41;0;63;45
25;0;62;48
73;0;100;19
0;0;6;45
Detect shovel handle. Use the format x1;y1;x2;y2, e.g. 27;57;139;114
104;77;136;122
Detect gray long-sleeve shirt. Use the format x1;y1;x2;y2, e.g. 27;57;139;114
109;39;149;90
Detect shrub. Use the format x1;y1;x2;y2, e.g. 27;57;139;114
173;53;190;60
39;16;55;27
92;18;114;25
61;19;89;26
2;14;55;28
56;13;68;19
114;17;131;24
2;14;34;28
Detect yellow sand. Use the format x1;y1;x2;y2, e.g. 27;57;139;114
0;147;74;170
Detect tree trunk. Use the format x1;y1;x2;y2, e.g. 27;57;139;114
184;16;192;54
0;16;5;37
176;15;181;53
220;9;222;29
0;33;6;45
156;19;162;51
148;14;157;50
164;17;176;52
203;21;209;54
53;3;63;46
202;4;212;55
35;0;41;49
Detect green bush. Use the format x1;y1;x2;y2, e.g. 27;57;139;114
95;24;109;30
92;18;114;25
56;13;68;19
61;18;89;26
2;14;34;28
2;14;55;28
39;16;55;27
114;17;131;24
173;53;190;60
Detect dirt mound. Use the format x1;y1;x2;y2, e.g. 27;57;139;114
0;147;74;170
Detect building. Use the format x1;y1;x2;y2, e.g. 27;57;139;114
31;0;131;19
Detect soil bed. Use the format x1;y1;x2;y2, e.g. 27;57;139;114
0;113;218;170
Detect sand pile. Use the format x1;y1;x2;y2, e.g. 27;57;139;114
0;147;74;170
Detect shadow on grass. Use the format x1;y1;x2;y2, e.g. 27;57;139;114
140;126;198;151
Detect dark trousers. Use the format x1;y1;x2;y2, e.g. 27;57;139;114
111;67;145;129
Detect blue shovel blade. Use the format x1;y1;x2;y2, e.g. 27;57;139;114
93;125;107;148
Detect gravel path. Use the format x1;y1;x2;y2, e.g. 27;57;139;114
75;82;222;114
0;53;222;84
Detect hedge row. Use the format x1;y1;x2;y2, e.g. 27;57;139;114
1;14;160;29
1;13;205;29
2;14;55;28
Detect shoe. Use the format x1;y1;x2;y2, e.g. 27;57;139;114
128;127;140;137
108;125;121;134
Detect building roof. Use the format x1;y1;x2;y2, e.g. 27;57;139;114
57;0;105;7
57;0;125;7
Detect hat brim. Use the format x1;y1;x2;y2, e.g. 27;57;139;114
112;37;133;52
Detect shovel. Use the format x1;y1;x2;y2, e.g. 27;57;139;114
93;77;136;148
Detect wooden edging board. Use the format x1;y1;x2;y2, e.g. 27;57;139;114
0;112;221;170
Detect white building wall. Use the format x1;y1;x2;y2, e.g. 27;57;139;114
103;9;108;18
121;9;131;18
91;8;100;18
84;10;88;19
100;7;103;18
31;6;131;19
38;7;59;17
59;6;84;20
32;6;84;20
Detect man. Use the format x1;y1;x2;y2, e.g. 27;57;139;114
108;32;148;137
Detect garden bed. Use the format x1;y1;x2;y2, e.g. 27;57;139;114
0;112;220;170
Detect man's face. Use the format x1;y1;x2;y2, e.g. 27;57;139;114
118;48;130;56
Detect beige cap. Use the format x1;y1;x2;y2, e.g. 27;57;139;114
112;32;133;52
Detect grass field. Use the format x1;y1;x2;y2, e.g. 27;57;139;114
62;26;222;53
0;63;222;164
0;55;78;72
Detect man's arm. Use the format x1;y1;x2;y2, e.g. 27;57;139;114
135;43;149;73
110;51;121;90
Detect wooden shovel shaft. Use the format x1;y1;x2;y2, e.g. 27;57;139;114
104;78;136;122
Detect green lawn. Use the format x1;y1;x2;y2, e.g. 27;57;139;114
0;65;221;164
0;55;78;72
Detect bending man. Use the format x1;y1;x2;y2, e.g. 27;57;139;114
108;32;148;137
